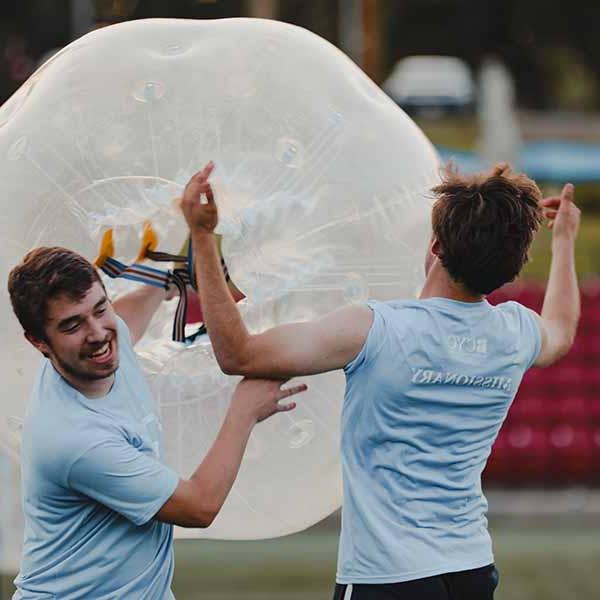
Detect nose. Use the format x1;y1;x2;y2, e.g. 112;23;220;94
85;316;106;343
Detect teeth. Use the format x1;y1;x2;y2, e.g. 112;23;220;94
89;343;109;358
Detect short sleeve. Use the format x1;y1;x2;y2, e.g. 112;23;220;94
517;304;542;369
115;315;134;349
344;301;389;375
68;432;179;526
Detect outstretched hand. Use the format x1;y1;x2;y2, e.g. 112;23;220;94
180;161;218;234
231;378;308;425
541;183;580;242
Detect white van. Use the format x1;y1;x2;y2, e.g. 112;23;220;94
383;55;475;116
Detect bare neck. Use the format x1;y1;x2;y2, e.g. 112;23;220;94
419;258;485;303
51;360;115;399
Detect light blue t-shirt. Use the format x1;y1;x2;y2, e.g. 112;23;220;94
337;298;541;584
14;317;180;599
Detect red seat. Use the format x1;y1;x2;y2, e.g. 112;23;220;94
591;428;600;460
519;367;546;395
508;283;545;311
580;304;600;332
581;279;600;311
554;396;588;424
580;334;600;362
485;431;511;481
509;395;549;425
582;368;600;393
586;397;600;422
549;425;593;481
544;365;586;394
562;335;587;365
506;425;551;481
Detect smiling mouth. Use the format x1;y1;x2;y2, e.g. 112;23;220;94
85;340;115;364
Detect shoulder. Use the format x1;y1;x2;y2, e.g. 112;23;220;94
492;300;540;328
366;299;428;328
343;300;415;374
115;315;134;351
24;382;123;483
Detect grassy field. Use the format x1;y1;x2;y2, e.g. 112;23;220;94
2;516;597;599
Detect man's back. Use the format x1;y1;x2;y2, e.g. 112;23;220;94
338;297;540;584
15;318;178;600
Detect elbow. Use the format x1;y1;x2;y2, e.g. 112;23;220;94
191;495;223;528
220;358;245;376
182;486;221;528
537;335;576;368
212;336;257;376
191;510;218;529
182;504;219;529
557;327;578;362
218;349;254;377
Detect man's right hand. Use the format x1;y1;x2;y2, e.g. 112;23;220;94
155;377;307;529
230;378;308;425
535;182;581;368
541;183;581;244
180;161;218;234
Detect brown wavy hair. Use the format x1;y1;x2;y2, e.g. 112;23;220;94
431;163;543;295
8;247;103;341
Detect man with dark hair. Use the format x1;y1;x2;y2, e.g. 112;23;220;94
180;161;580;600
8;246;305;599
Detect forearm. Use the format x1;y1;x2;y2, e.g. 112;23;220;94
192;231;250;372
541;237;580;344
112;285;167;344
188;408;254;518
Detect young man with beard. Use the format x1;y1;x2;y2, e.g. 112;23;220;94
180;161;580;600
8;248;305;599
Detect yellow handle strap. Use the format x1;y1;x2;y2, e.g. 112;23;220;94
93;229;115;268
135;221;159;263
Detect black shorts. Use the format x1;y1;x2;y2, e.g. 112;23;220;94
333;564;499;600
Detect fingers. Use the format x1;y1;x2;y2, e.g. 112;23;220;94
559;183;574;210
182;180;215;207
273;383;307;413
541;183;574;209
561;182;574;199
276;401;297;413
541;197;561;209
197;182;215;205
183;161;215;195
191;161;215;183
542;183;576;229
278;383;308;399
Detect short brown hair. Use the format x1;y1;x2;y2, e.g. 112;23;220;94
8;247;103;341
431;163;543;295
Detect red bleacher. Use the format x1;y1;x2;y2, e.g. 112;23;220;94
484;281;600;485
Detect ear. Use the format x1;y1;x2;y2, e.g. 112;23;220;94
431;238;442;257
24;331;51;357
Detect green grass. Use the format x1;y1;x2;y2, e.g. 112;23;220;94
491;517;600;600
170;519;600;600
415;115;480;150
1;516;598;599
521;213;600;281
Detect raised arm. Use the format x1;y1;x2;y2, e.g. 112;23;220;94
112;284;175;345
534;183;581;367
180;163;373;378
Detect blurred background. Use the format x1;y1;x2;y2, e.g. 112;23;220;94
1;1;599;599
